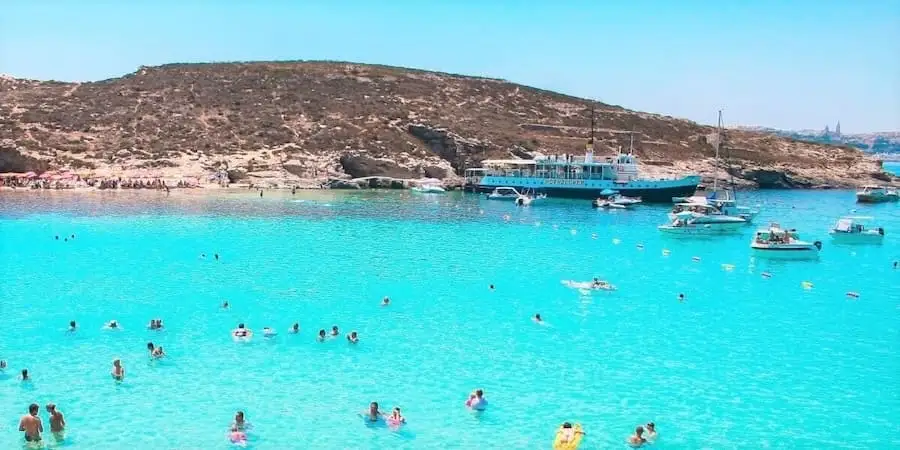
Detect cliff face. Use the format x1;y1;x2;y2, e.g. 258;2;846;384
0;62;893;188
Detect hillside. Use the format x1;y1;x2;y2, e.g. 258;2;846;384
0;61;895;188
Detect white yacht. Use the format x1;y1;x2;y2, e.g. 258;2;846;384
856;185;899;203
667;203;747;229
828;216;885;244
592;190;641;209
751;223;822;259
658;211;745;235
694;110;760;223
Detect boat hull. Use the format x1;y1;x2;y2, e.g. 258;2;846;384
829;232;884;245
751;244;820;259
472;176;699;202
658;225;743;236
856;194;899;203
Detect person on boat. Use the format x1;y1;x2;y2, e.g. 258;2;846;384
347;331;359;343
233;411;249;430
331;326;340;337
67;320;77;332
289;323;300;334
466;389;488;410
363;402;383;422
533;314;543;323
19;403;43;443
628;425;647;446
557;422;583;445
232;323;251;338
111;359;125;381
317;329;328;342
46;403;65;435
382;296;390;306
645;422;657;441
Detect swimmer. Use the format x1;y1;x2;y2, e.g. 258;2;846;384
466;389;488;411
263;327;277;337
628;425;647;447
228;424;247;446
362;402;383;422
222;301;230;309
233;411;249;431
21;369;29;381
104;320;121;330
645;422;657;441
153;346;165;358
147;342;156;356
388;407;406;426
382;296;390;306
558;422;583;445
347;331;359;343
214;253;219;261
678;293;685;302
331;326;340;337
533;313;543;323
55;235;59;240
894;261;898;269
19;403;43;443
0;360;6;371
232;323;251;339
317;329;328;341
71;234;75;239
489;284;495;291
201;253;206;259
67;320;77;332
111;359;125;381
148;320;158;330
46;403;65;434
289;323;300;334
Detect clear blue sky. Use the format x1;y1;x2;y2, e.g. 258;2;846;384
1;0;897;133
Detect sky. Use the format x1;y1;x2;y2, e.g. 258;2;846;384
1;0;898;133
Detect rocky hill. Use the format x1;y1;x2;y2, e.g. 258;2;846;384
0;62;894;188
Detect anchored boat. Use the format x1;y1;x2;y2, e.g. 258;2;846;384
829;216;885;244
658;210;746;235
751;223;822;259
856;185;899;203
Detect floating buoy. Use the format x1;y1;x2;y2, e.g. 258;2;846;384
692;256;701;262
846;291;860;299
662;249;670;256
721;264;735;271
612;238;621;245
591;233;598;240
801;281;814;290
761;271;772;279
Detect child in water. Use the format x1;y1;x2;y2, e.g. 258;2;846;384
228;424;247;446
387;407;406;427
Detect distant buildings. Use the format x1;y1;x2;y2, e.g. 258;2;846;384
821;121;842;142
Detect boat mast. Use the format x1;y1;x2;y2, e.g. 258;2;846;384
589;104;595;152
714;110;721;193
719;110;738;201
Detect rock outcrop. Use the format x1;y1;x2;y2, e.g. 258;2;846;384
0;61;893;188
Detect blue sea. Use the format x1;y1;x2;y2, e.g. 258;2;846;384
0;189;898;449
884;161;900;176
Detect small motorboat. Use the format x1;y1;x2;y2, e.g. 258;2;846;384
592;198;625;209
486;186;522;200
667;204;746;229
658;211;744;235
411;184;446;193
856;185;899;203
751;223;822;259
829;216;885;244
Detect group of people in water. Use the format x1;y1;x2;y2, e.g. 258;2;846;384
16;403;66;443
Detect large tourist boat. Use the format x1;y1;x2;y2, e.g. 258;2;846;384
463;108;700;202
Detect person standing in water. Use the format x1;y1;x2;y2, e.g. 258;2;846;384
628;426;647;446
347;331;359;343
46;403;65;435
21;369;30;381
317;329;327;342
466;389;488;410
331;326;340;336
363;402;383;422
19;403;43;443
111;359;125;381
233;411;249;430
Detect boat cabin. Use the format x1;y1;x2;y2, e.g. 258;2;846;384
466;151;640;185
754;224;800;244
671;203;722;215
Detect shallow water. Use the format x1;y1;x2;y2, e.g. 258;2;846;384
0;189;898;449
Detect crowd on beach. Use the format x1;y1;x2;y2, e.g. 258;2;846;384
0;172;199;190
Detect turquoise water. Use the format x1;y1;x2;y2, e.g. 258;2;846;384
884;161;900;176
1;190;898;449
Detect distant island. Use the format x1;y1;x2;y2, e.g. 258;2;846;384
738;123;900;160
1;61;896;190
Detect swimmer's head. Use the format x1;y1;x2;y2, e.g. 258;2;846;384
370;402;378;412
318;329;326;337
112;359;121;366
147;342;155;350
235;411;244;421
535;314;542;321
46;403;56;413
238;323;245;329
69;320;76;328
350;331;358;338
475;389;484;398
393;407;401;414
646;422;655;432
29;403;39;415
489;284;495;290
0;360;6;369
635;426;644;436
562;422;572;429
292;323;299;330
332;326;339;332
22;369;28;379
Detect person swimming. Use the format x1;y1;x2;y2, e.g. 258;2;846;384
387;407;406;426
232;323;252;339
111;359;125;381
628;425;647;447
331;326;340;336
19;403;43;443
466;389;488;411
533;313;542;323
289;323;300;333
148;320;158;330
317;329;327;342
0;360;6;371
67;320;76;332
214;253;219;261
222;301;230;309
489;284;495;291
105;320;120;330
153;346;165;358
558;422;583;445
362;402;383;422
233;411;249;430
20;368;29;381
382;296;390;306
228;424;247;446
678;293;685;302
347;331;359;343
645;422;657;441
